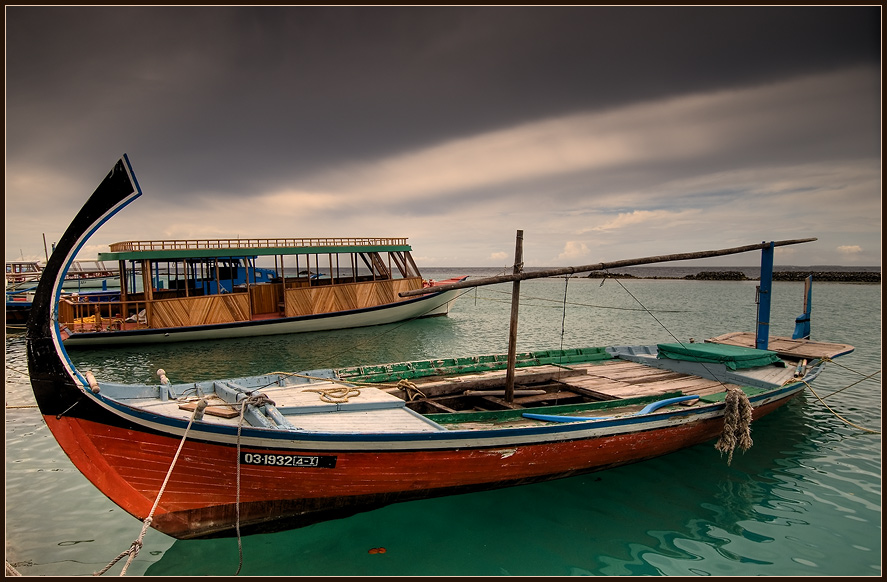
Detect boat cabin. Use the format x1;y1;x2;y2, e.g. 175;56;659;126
5;260;44;286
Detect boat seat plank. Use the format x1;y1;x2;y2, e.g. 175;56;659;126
584;367;685;384
269;384;407;414
285;408;447;433
178;400;240;419
412;365;586;395
513;390;584;404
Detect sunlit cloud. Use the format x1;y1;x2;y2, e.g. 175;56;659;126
557;241;590;261
837;245;863;255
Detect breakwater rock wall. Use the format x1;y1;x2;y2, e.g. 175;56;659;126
685;271;880;283
586;271;880;282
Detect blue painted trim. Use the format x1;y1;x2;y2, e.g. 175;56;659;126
522;395;700;423
56;154;143;386
87;381;804;452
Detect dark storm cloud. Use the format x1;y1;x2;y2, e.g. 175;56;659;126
6;6;878;191
5;6;881;266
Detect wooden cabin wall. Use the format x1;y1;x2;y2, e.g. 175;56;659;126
283;276;422;318
250;283;282;314
57;300;74;323
150;294;250;327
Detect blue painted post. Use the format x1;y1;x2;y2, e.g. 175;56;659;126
792;275;813;339
756;241;774;350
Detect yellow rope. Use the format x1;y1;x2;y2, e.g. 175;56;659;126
395;379;426;401
782;360;881;434
6;364;30;377
304;386;361;403
798;379;881;434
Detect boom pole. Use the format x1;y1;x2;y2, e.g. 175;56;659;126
400;238;817;297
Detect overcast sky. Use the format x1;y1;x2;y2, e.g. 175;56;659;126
5;6;881;269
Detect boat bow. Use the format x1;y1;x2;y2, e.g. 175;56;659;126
27;154;142;416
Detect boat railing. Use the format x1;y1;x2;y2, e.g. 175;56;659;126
59;297;150;332
108;237;410;252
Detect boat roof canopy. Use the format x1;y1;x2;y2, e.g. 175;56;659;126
98;237;412;261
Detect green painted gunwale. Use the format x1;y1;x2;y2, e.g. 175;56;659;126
336;346;615;383
334;346;772;425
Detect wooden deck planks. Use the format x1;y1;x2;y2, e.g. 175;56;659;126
560;360;739;399
707;332;854;360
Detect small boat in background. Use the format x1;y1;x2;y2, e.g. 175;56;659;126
6;259;120;292
27;154;857;541
5;259;44;289
6;260;120;326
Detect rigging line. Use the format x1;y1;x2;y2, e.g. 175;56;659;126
483;286;689;312
816;369;882;400
604;273;736;398
822;357;882;379
286;286;478;373
607;275;684;345
559;276;569;353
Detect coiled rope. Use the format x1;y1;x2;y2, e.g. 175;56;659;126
304;386;360;403
94;399;206;576
715;386;754;465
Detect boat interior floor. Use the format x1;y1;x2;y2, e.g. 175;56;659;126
106;345;814;433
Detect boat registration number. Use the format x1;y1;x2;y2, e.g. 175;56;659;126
240;452;337;468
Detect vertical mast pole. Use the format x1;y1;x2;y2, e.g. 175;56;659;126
505;230;524;402
756;241;774;350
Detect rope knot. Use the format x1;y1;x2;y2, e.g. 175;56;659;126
395;379;426;401
242;393;275;408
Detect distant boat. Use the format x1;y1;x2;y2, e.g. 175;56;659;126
52;158;463;347
6;259;120;326
6;259;120;292
5;260;44;289
26;154;856;540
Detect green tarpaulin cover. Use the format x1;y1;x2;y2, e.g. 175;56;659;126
657;342;784;370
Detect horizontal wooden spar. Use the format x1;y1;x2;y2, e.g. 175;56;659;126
401;238;817;297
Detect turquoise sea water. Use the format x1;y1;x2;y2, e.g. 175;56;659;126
5;270;881;576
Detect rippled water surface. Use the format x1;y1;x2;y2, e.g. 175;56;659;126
5;272;881;576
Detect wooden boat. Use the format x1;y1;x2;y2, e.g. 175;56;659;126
27;155;855;541
54;175;463;349
6;259;120;292
6;259;120;325
5;259;44;288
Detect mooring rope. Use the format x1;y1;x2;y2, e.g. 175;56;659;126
797;378;881;434
715;385;754;465
94;400;205;576
6;364;30;377
233;393;274;576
